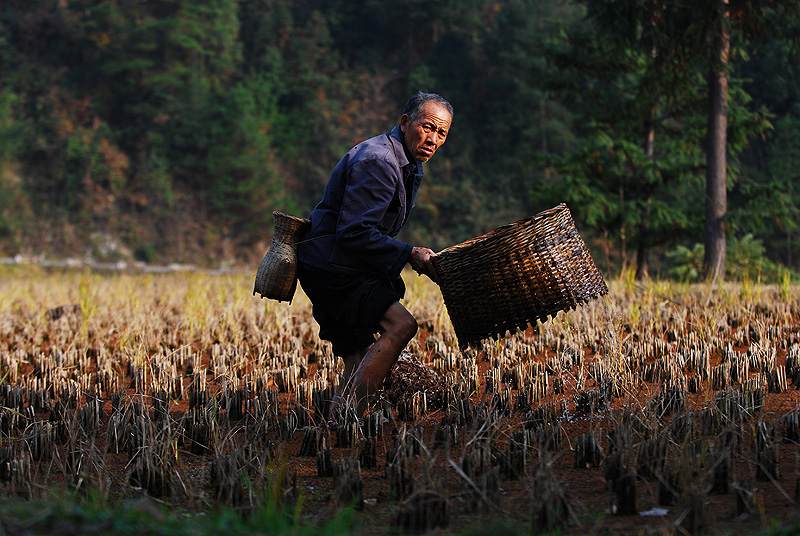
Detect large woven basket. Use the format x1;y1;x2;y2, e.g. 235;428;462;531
430;203;608;348
253;212;311;303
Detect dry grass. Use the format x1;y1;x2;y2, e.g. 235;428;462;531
1;264;800;534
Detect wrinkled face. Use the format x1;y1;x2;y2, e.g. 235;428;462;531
400;101;451;163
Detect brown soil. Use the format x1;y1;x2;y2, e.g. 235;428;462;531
3;317;800;535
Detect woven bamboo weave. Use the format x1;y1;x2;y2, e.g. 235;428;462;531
253;211;311;303
430;203;608;348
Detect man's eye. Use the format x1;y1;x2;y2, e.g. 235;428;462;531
422;124;434;132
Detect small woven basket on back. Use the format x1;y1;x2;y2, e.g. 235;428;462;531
430;203;608;348
253;211;311;303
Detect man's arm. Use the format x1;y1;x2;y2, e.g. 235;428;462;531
335;157;413;276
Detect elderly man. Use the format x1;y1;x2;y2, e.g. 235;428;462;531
297;91;453;420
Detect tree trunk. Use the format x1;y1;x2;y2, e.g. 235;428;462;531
635;209;651;280
635;105;656;280
704;0;730;281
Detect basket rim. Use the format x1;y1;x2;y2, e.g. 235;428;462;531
434;203;567;256
272;210;310;223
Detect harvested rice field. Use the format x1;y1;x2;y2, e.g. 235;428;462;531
1;265;800;535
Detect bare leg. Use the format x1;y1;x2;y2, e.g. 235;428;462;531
349;301;418;416
328;346;370;420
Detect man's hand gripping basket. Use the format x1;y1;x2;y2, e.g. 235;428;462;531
430;204;608;348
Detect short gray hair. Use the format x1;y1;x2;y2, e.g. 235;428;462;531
402;91;453;121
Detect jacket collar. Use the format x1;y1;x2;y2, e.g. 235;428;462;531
390;125;412;167
390;125;422;176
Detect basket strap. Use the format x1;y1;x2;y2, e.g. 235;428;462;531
291;233;334;246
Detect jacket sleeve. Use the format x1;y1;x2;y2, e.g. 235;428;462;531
334;155;413;277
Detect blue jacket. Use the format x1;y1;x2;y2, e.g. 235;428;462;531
298;126;422;278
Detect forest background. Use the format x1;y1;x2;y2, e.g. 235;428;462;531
1;0;799;282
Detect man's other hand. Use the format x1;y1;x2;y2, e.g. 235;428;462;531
409;246;439;284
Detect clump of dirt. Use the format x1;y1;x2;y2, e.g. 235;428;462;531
379;351;446;409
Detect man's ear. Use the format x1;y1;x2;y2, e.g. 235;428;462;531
399;113;410;132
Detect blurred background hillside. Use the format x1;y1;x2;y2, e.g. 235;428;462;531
1;0;798;280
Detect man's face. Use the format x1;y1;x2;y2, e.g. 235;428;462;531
400;102;451;163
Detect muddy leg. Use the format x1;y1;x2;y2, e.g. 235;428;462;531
349;302;418;416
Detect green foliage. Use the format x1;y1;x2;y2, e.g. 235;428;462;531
531;0;791;278
734;111;800;269
666;234;789;282
455;516;528;536
0;88;29;246
0;0;797;271
0;493;356;536
0;89;20;162
534;5;707;268
206;74;289;239
666;243;705;282
727;233;784;281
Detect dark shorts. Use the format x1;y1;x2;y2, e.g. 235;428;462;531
297;265;406;356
